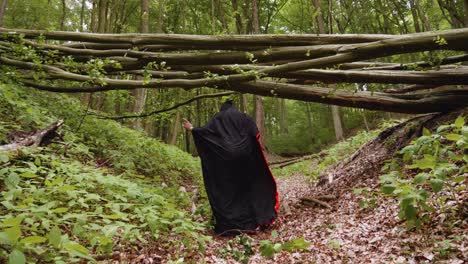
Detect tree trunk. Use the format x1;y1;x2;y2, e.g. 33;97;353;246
98;0;108;33
311;0;325;34
231;0;243;34
279;98;288;134
157;0;164;33
131;0;149;130
80;0;86;31
0;0;6;27
409;0;422;32
414;0;431;31
214;0;228;32
465;0;468;27
252;0;267;147
313;0;344;142
170;111;180;145
331;105;344;141
60;0;67;31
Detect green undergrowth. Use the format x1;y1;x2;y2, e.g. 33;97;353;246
0;83;210;263
0;83;201;182
272;122;395;179
379;116;467;229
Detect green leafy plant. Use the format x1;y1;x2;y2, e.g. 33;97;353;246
379;116;467;229
216;234;254;264
259;233;311;259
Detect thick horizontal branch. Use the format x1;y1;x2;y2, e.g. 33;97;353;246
224;80;468;113
283;68;468;85
92;91;236;120
12;40;341;65
383;84;441;94
63;42;274;51
0;27;395;45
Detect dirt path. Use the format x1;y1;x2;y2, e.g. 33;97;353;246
203;174;467;264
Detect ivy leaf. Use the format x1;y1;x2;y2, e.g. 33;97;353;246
422;127;431;136
20;172;37;178
404;204;417;220
5;173;20;189
64;242;93;260
381;184;396;194
8;249;26;264
48;226;62;248
0;151;9;163
270;230;278;239
259;240;277;258
282;237;311;252
1;217;23;228
5;226;21;243
52;208;69;213
445;133;461;141
409;155;436;170
20;236;47;245
413;173;430;184
454;116;465;129
430;179;444;193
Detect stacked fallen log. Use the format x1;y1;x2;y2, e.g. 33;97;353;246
0;28;467;113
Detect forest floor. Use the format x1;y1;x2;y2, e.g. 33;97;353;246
200;173;467;264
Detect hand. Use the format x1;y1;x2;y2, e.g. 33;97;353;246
182;118;193;131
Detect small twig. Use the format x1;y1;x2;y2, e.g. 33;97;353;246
300;197;332;209
91;91;236;120
75;93;93;133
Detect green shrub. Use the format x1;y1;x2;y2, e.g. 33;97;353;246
379;116;467;229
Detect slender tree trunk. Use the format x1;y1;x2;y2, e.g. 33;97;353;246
331;104;344;141
131;0;149;130
415;0;431;31
409;0;421;32
90;0;97;32
98;0;108;33
231;0;243;34
214;0;228;32
0;0;6;27
252;0;267;147
60;0;67;31
157;0;164;33
279;98;288;134
311;0;326;33
305;103;315;145
465;0;468;27
313;0;344;141
170;111;181;145
80;0;86;31
362;110;370;131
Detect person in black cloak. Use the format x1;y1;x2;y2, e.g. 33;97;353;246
183;99;279;235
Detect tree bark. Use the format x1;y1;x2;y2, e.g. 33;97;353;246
157;0;164;33
98;0;108;33
252;0;267;147
80;0;86;32
465;0;468;27
0;0;6;27
409;0;422;32
169;111;180;145
60;0;67;31
331;104;344;141
131;0;150;130
231;0;243;34
0;120;64;153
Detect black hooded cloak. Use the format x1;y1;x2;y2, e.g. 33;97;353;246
191;101;279;235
